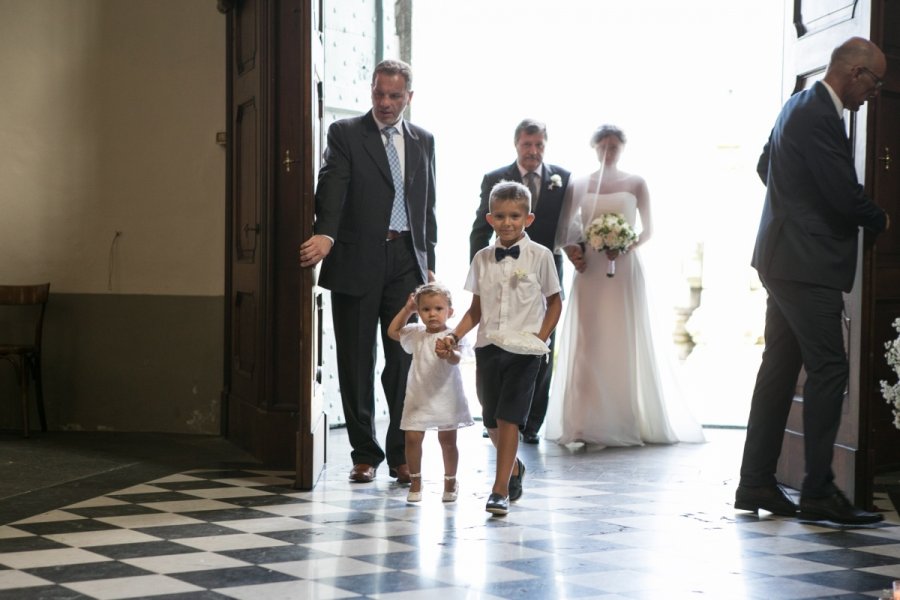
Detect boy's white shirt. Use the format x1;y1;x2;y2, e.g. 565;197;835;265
465;233;561;349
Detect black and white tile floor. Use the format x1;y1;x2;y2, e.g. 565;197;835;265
2;426;900;599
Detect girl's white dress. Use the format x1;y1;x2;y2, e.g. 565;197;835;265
544;187;705;447
398;324;474;431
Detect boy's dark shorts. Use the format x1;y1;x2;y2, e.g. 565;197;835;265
475;344;542;428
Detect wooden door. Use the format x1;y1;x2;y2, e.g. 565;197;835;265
858;1;900;502
224;0;268;444
223;0;326;489
774;0;876;504
291;0;327;490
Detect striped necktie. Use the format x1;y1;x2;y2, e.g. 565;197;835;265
382;126;409;231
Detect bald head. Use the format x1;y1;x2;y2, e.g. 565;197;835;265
828;37;884;73
824;37;886;112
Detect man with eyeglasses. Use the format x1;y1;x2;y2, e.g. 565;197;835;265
859;65;885;92
736;37;890;525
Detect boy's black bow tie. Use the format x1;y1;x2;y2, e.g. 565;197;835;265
495;246;520;261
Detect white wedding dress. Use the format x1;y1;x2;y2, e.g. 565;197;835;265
544;189;705;447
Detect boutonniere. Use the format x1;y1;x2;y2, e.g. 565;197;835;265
548;174;563;190
512;268;529;282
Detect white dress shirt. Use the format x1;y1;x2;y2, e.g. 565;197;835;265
465;234;561;349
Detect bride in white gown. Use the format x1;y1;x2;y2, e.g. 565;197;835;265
544;125;705;447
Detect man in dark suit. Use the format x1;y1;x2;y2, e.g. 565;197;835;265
299;59;436;484
470;119;571;445
736;37;889;524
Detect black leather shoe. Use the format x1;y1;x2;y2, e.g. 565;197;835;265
508;458;525;502
799;489;883;525
485;493;509;515
521;431;540;444
735;484;797;516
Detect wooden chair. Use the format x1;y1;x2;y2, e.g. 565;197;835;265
0;283;50;437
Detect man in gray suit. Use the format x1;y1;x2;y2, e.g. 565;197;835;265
736;37;889;524
300;59;436;484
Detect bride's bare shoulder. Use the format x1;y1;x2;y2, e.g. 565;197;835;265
620;172;647;193
617;170;644;183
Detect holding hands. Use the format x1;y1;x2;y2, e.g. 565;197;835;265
435;334;458;361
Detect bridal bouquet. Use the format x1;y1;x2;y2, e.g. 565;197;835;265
584;213;638;277
880;317;900;430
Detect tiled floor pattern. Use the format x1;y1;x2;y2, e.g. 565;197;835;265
2;427;900;599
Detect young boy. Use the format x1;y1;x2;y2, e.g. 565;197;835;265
438;180;562;515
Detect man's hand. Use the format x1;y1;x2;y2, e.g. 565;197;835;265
299;235;333;267
564;244;587;273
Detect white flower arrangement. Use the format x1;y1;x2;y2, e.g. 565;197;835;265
879;317;900;430
548;174;563;190
584;212;638;276
512;268;529;282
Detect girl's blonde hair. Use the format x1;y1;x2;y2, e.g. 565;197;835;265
413;282;452;307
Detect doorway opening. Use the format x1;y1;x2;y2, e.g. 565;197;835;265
411;0;785;428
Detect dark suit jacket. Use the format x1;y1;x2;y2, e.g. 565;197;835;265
469;162;571;274
314;111;437;296
752;81;886;292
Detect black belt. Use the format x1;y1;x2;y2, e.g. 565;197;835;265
386;230;410;241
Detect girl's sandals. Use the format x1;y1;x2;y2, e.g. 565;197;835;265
406;473;422;503
442;475;459;503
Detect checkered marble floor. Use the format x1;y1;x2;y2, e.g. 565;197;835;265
2;427;900;599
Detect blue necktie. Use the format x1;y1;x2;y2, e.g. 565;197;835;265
382;127;409;231
495;245;520;261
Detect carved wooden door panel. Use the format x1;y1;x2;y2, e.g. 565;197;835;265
225;0;267;435
289;0;327;490
224;0;325;489
858;0;900;504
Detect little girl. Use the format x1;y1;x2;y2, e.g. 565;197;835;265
387;282;474;503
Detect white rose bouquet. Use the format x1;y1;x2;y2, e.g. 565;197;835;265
880;317;900;430
584;213;638;277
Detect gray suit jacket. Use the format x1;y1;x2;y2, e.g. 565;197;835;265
752;81;886;292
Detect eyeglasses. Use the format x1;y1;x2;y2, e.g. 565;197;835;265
859;66;884;90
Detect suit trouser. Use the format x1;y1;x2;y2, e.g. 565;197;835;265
739;275;847;497
331;236;420;469
522;253;564;435
523;331;554;435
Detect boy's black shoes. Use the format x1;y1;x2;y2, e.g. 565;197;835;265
509;458;525;502
799;489;883;525
485;493;509;515
734;484;797;516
